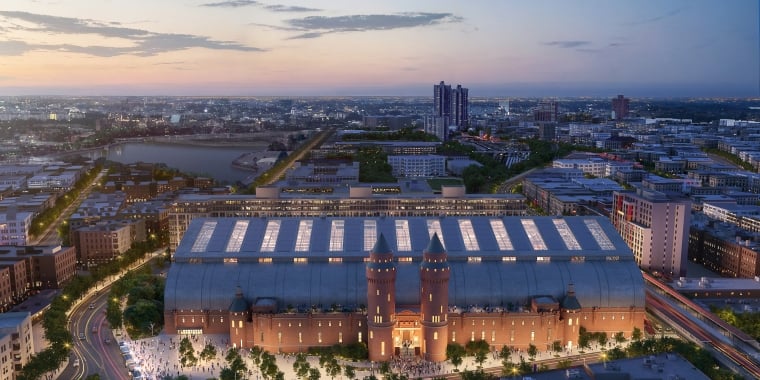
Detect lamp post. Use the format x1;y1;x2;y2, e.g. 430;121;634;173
601;352;607;369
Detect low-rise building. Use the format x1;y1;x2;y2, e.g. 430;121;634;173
0;312;33;379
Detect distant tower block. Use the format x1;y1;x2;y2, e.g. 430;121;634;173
612;95;630;120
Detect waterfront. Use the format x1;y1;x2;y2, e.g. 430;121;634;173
106;142;268;185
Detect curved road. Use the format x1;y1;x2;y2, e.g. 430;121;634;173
64;290;130;379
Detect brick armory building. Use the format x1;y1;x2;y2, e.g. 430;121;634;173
164;216;644;362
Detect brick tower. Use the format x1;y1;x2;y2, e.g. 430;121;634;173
419;233;450;362
366;233;396;362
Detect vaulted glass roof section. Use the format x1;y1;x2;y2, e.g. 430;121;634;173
395;220;412;252
553;219;581;250
520;219;547;250
224;220;249;252
329;220;345;252
191;221;217;252
489;219;514;250
584;219;615;250
260;220;281;252
294;220;313;252
458;219;480;251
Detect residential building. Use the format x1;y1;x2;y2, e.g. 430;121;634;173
387;155;446;178
0;312;33;378
612;189;691;277
612;95;630;120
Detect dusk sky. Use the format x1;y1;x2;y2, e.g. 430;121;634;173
0;0;758;97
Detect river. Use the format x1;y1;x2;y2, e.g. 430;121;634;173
106;142;267;185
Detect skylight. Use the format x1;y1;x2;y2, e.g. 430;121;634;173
458;219;480;251
364;220;377;252
426;219;445;248
191;221;217;252
553;219;581;250
521;219;547;250
294;220;313;252
489;219;514;250
584;219;615;250
395;220;412;251
260;220;281;252
225;220;249;252
329;220;345;252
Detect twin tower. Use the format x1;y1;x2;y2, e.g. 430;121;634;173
366;232;449;362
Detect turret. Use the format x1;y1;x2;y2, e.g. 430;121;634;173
560;283;582;351
366;233;396;361
229;286;249;348
419;233;450;362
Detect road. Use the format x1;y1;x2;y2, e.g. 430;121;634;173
60;251;161;379
31;168;107;246
258;127;335;186
64;290;130;380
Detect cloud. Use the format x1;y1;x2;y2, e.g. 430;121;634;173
282;12;462;39
201;0;259;7
264;5;320;12
201;1;320;12
0;11;263;57
627;8;684;26
543;40;591;48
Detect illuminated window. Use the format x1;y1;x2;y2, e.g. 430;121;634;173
225;220;249;252
502;256;516;262
260;220;281;252
223;258;238;263
328;257;343;263
294;220;313;252
467;256;482;263
329;220;345;252
293;257;307;263
521;219;547;250
553;219;581;250
536;256;551;262
395;220;412;251
258;257;272;263
458;219;480;251
490;219;514;250
191;221;217;252
397;257;412;262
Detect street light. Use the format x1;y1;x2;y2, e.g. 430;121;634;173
601;352;607;369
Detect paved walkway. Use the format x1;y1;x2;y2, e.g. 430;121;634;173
121;332;617;380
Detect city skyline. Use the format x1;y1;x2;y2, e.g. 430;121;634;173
0;0;758;97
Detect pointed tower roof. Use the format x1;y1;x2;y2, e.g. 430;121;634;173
229;285;249;312
372;233;392;254
561;283;581;311
421;233;449;270
367;233;395;271
426;233;445;254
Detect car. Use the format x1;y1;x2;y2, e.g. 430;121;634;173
78;332;86;341
92;326;98;334
104;337;111;344
73;358;80;367
88;303;95;309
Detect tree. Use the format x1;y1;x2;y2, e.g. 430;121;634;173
308;367;321;380
527;344;538;361
614;332;626;345
294;353;310;379
631;327;642;342
324;357;341;379
446;343;466;371
178;337;197;367
596;332;608;348
344;365;356;380
474;350;488;368
551;340;562;356
200;343;217;361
